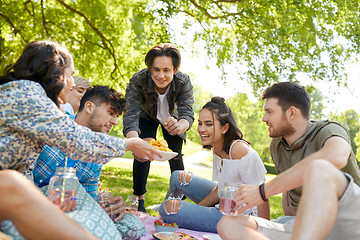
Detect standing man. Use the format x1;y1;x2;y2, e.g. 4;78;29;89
217;82;360;239
123;43;194;212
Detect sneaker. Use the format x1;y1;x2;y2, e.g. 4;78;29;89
138;199;147;213
147;204;161;212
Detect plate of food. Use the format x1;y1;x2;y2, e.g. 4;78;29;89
152;232;197;240
147;139;178;161
203;233;222;240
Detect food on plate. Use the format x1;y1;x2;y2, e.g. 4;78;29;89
153;232;197;240
154;218;178;233
154;219;164;225
154;219;177;227
147;139;173;152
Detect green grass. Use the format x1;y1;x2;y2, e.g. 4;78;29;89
100;166;167;216
100;162;284;219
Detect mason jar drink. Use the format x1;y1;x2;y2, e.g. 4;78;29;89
48;167;78;207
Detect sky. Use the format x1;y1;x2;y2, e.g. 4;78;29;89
169;15;360;115
179;50;360;115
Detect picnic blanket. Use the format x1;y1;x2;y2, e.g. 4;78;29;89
136;212;221;240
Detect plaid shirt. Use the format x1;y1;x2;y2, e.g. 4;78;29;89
33;115;103;199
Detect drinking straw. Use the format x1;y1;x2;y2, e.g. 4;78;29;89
60;156;68;204
97;179;104;207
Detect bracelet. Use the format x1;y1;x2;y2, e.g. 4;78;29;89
259;183;268;201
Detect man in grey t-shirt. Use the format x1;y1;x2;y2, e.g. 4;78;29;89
217;82;360;240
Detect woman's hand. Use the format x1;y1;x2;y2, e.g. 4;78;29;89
57;197;77;212
125;137;161;161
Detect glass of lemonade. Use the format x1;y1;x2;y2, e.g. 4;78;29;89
219;183;240;215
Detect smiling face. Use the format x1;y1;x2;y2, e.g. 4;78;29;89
150;56;176;94
67;87;87;113
58;59;75;104
87;102;119;134
262;98;295;138
197;108;227;149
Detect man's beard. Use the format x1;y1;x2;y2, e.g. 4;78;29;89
87;113;102;133
269;114;296;138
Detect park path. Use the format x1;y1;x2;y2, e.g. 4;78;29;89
109;150;213;179
111;150;212;169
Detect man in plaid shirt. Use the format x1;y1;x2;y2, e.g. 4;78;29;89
33;85;125;201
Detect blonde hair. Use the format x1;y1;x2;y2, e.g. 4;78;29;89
73;76;91;90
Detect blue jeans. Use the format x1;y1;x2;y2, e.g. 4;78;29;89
159;170;222;233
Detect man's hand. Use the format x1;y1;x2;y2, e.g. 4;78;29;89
163;117;182;135
105;195;126;222
234;184;264;214
162;117;189;136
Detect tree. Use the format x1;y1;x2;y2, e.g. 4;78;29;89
157;0;360;92
329;109;360;155
226;93;271;162
355;130;360;160
0;0;170;91
306;85;325;120
186;82;213;144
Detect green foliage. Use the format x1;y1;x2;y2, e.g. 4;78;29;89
186;83;213;144
328;109;360;155
1;0;170;92
157;0;360;92
306;85;325;120
226;93;271;162
355;130;360;160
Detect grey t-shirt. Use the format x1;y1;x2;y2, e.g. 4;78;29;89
270;120;360;210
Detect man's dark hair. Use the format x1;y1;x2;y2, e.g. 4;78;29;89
201;96;250;154
0;40;73;107
78;85;125;115
262;82;311;119
144;43;181;70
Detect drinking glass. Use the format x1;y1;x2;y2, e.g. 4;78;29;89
125;195;139;214
48;167;78;209
97;192;117;221
219;183;240;215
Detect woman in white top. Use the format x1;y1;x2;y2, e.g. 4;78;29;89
159;97;269;233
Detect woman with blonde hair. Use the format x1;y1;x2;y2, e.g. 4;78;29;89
62;76;92;114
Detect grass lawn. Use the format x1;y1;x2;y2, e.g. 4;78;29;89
101;161;284;219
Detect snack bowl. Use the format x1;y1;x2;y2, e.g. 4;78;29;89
154;223;178;232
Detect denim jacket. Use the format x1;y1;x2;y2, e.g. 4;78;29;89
123;69;194;140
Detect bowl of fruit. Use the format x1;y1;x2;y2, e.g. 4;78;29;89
154;219;178;233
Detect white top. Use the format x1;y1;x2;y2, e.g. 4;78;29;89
156;87;171;123
213;140;267;216
62;102;74;115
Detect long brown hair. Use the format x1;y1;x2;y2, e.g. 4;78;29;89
0;40;73;107
201;96;250;154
